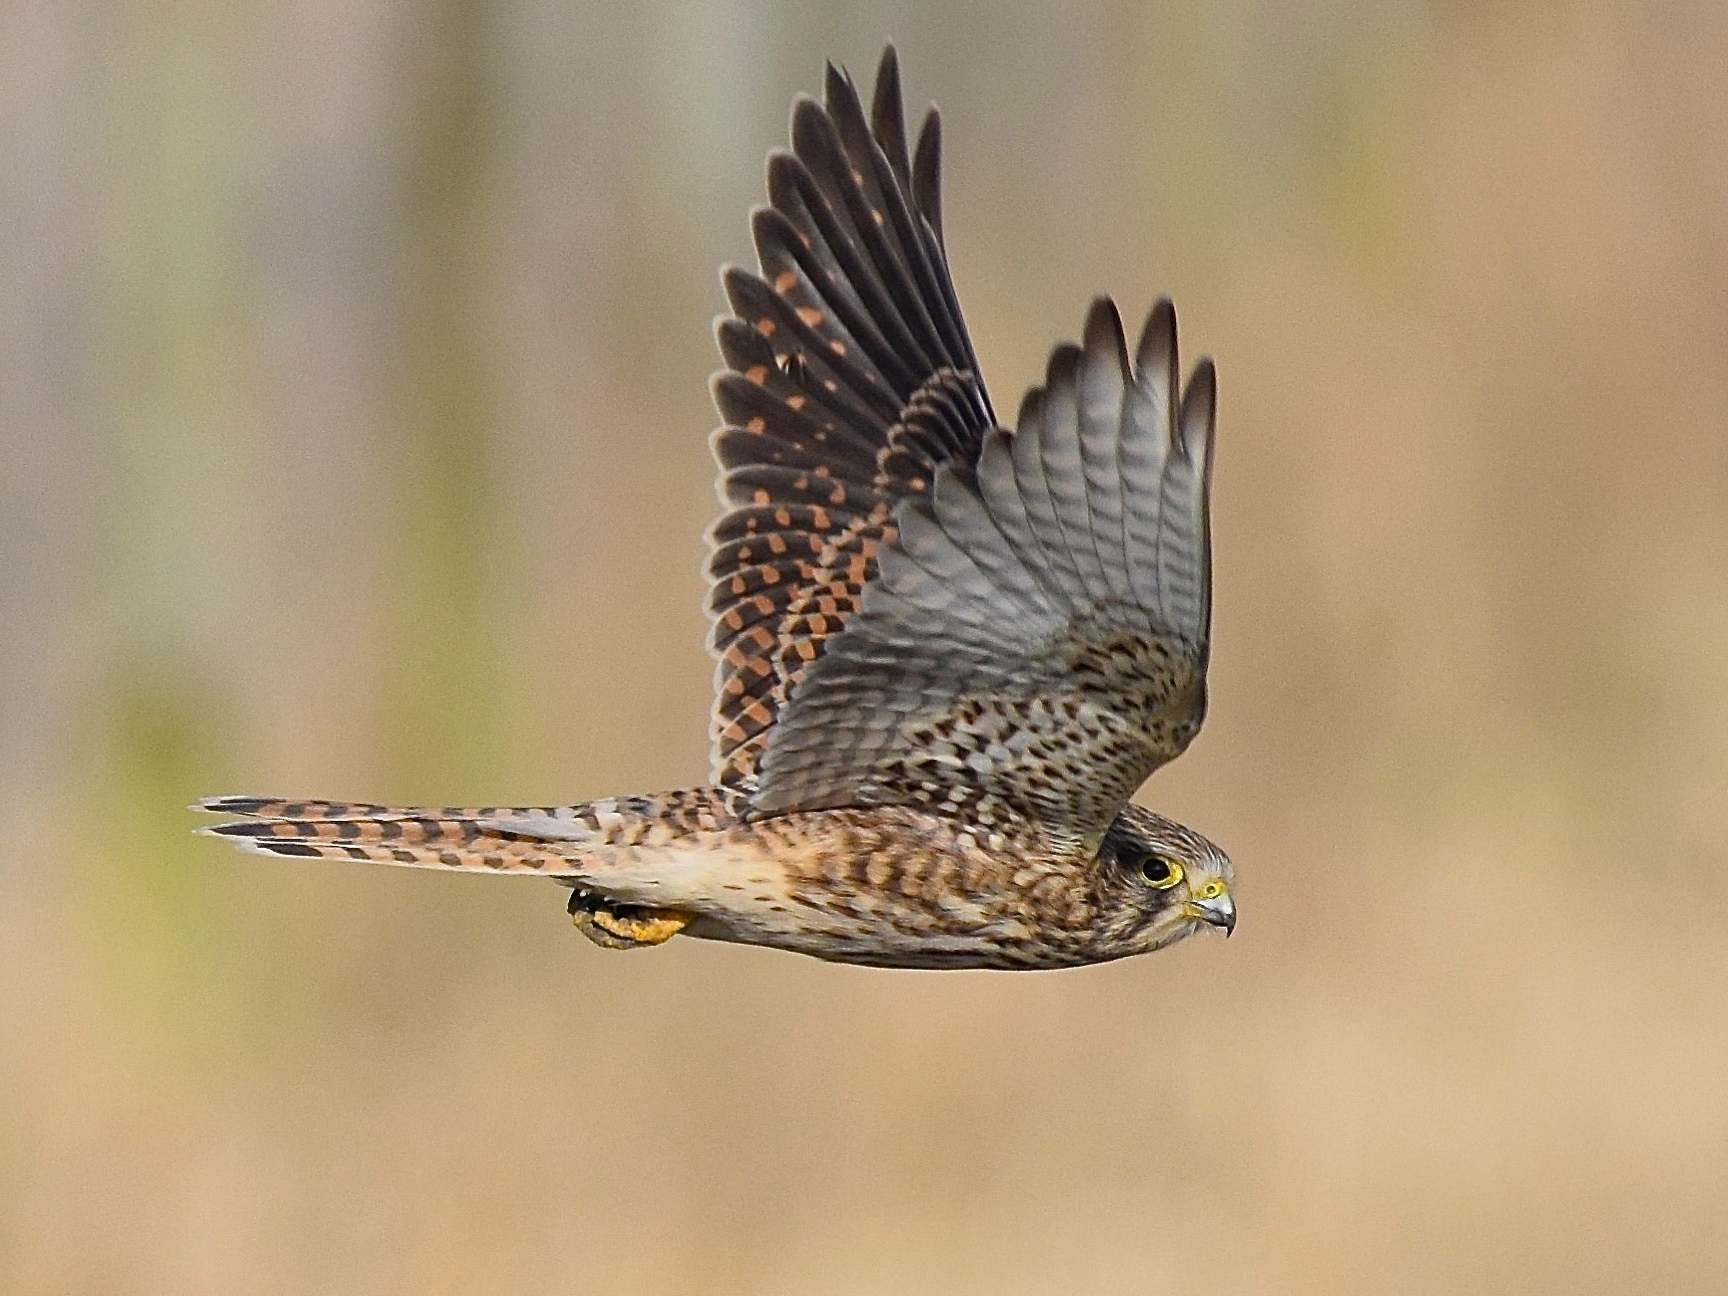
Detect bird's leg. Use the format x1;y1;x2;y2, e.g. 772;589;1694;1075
566;885;691;949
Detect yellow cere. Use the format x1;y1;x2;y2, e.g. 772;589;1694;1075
1194;878;1228;900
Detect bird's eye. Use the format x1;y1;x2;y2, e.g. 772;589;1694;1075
1139;854;1185;890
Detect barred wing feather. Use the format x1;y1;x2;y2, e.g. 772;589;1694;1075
753;299;1216;850
705;46;995;789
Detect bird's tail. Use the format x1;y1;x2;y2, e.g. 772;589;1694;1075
193;788;741;877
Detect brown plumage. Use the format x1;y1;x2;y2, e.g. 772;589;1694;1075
197;46;1237;970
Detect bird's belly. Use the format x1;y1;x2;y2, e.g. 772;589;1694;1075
679;889;1090;969
607;815;1097;969
681;912;1034;968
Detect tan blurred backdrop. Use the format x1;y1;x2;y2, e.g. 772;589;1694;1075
4;1;1727;1292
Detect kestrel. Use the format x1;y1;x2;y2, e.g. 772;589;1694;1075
198;47;1234;970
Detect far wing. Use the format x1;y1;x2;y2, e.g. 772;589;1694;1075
752;299;1217;851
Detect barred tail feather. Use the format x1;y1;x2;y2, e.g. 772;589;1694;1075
192;787;744;877
195;800;581;874
196;797;524;822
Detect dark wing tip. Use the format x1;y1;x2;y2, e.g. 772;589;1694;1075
823;58;853;112
1083;296;1129;373
1015;384;1046;427
1179;358;1217;462
912;107;944;241
871;45;910;184
1134;299;1181;442
788;92;824;145
719;261;761;307
876;42;901;89
1044;340;1084;393
1134;298;1177;374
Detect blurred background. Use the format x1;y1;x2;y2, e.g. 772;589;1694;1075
4;0;1727;1291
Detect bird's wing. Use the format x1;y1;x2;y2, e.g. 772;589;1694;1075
752;298;1217;852
706;46;997;789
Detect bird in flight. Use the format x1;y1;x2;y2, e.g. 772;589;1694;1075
198;46;1233;970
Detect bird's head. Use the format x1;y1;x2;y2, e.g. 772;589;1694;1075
1094;804;1235;957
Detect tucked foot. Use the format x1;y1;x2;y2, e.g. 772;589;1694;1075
567;886;692;950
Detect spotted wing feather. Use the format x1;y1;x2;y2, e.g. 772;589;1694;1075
707;46;994;789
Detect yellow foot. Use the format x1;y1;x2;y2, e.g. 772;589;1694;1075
568;888;692;950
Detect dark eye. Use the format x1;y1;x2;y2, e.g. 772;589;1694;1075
1137;853;1185;890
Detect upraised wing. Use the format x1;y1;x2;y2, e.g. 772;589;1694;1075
706;46;996;789
753;299;1217;851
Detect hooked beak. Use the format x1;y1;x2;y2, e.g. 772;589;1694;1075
1184;889;1236;936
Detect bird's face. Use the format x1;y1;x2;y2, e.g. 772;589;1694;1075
1094;804;1235;957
